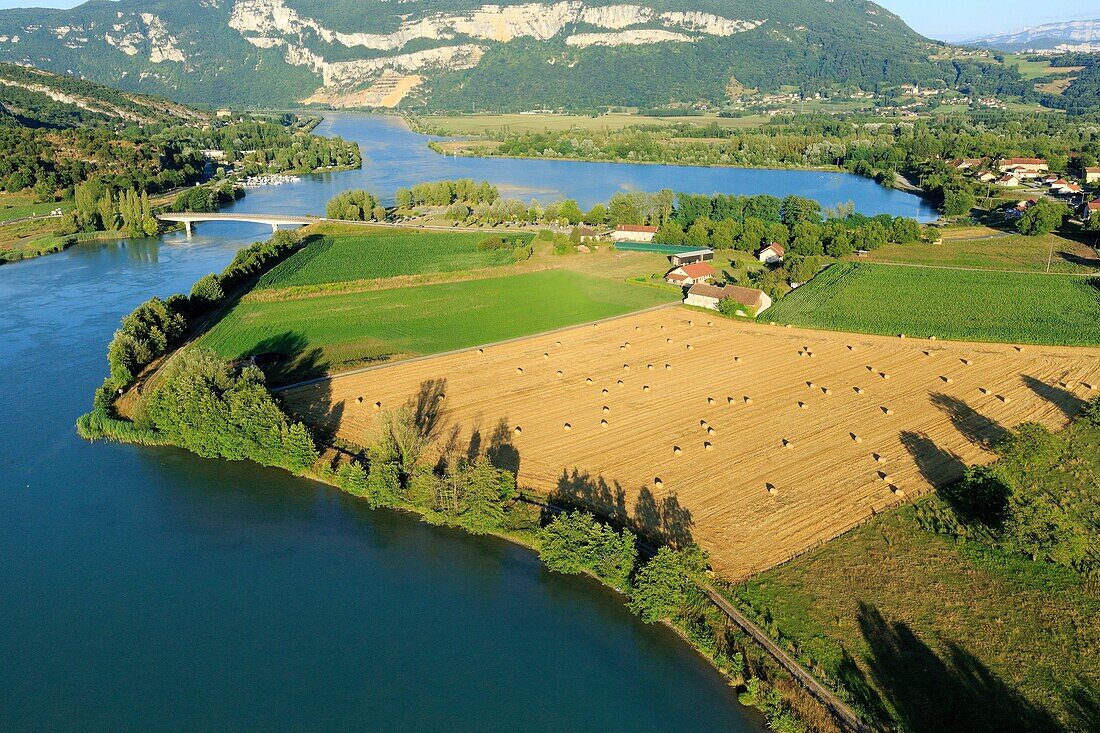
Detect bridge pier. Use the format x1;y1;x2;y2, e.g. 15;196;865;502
271;223;279;234
185;221;192;237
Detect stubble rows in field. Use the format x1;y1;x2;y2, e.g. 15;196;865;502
282;308;1100;577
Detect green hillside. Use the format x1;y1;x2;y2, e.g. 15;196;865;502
0;0;1025;109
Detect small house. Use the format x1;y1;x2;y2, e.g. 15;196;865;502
758;242;785;264
1086;167;1100;184
611;224;659;243
1080;200;1100;219
996;174;1020;188
668;248;714;267
572;226;606;242
948;158;982;171
997;158;1048;177
685;283;772;316
665;263;716;286
976;171;998;183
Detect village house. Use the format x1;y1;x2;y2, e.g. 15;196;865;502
668;248;714;267
996;174;1021;188
572;226;605;243
611;224;659;243
997;158;1048;179
757;242;785;264
1080;200;1100;219
665;263;716;286
1086;167;1100;184
976;171;998;183
685;283;772;316
948;158;982;171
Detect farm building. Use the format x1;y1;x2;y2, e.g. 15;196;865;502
665;263;717;286
572;226;606;242
685;283;771;315
997;158;1048;178
758;242;785;264
1086;167;1100;184
611;225;659;243
669;248;714;267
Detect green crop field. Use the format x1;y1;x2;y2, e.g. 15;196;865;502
862;234;1100;275
198;269;675;382
766;263;1100;345
255;227;530;290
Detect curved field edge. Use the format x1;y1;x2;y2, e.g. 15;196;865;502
766;263;1100;347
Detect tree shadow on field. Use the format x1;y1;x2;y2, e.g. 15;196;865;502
486;419;520;475
1022;374;1087;421
247;330;328;386
548;468;630;525
1064;680;1100;732
900;430;967;487
930;393;1007;449
411;377;448;443
857;602;1061;733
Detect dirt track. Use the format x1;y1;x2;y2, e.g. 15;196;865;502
282;308;1100;577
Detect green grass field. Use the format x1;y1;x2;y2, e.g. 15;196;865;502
863;234;1100;274
411;112;772;136
725;416;1100;731
198;270;675;382
766;263;1100;345
255;227;529;290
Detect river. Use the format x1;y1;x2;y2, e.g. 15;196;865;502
0;114;932;731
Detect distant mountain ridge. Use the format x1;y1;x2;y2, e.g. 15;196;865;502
0;0;1010;110
967;19;1100;53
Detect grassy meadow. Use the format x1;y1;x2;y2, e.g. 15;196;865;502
766;263;1100;345
862;232;1100;275
410;111;772;136
198;269;675;382
256;226;530;290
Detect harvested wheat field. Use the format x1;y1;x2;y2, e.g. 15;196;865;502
281;307;1100;577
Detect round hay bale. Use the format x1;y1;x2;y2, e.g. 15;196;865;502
585;377;594;385
941;376;953;384
686;344;693;351
603;406;611;414
647;364;654;371
881;373;891;380
700;419;709;427
785;324;793;329
1083;383;1095;391
625;342;631;349
556;370;564;378
923;351;933;357
514;426;522;435
733;356;742;363
744;396;753;404
643;385;651;393
635;326;641;332
654;477;663;488
516;367;524;375
807;381;816;389
798;350;806;357
704;442;713;451
708;397;716;405
563;423;572;432
878;471;890;482
688;320;694;326
660;325;666;331
891;485;906;497
437;394;446;402
674;446;682;456
555;341;561;347
665;364;672;370
847;345;855;351
867;365;875;372
822;387;831;395
798;401;807;409
961;358;972;366
617;379;624;386
666;338;673;344
875;454;888;464
782;439;793;449
620;345;626;351
707;426;715;436
356;396;364;404
998;395;1011;404
601;419;609;428
854;387;864;395
1014;346;1023;352
979;387;990;395
727;396;735;405
882;406;894;415
899;334;906;339
707;320;713;326
766;483;778;495
851;433;862;443
374;401;382;410
623;364;630;371
602;388;610;396
477;348;485;355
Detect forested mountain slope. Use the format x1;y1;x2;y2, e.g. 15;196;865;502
0;0;1021;109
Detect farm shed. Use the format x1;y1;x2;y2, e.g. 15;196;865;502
669;249;714;266
685;283;772;316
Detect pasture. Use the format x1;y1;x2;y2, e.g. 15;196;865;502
766;263;1100;346
197;270;675;381
281;308;1100;578
255;226;529;291
413;112;770;136
862;233;1100;274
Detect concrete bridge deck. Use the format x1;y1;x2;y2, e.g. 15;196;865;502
157;212;321;235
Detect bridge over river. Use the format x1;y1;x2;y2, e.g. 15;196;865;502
157;212;321;235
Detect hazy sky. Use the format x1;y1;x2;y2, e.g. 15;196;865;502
0;0;1096;42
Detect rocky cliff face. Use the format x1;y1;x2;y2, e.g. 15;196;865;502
0;0;941;108
968;19;1100;53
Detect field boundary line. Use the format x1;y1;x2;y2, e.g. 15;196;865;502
273;302;679;393
702;584;872;733
862;260;1099;277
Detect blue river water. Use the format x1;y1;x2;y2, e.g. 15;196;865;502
0;114;934;731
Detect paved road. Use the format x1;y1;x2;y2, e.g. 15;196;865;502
702;584;872;733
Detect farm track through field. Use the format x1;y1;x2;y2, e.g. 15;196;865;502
282;309;1100;578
